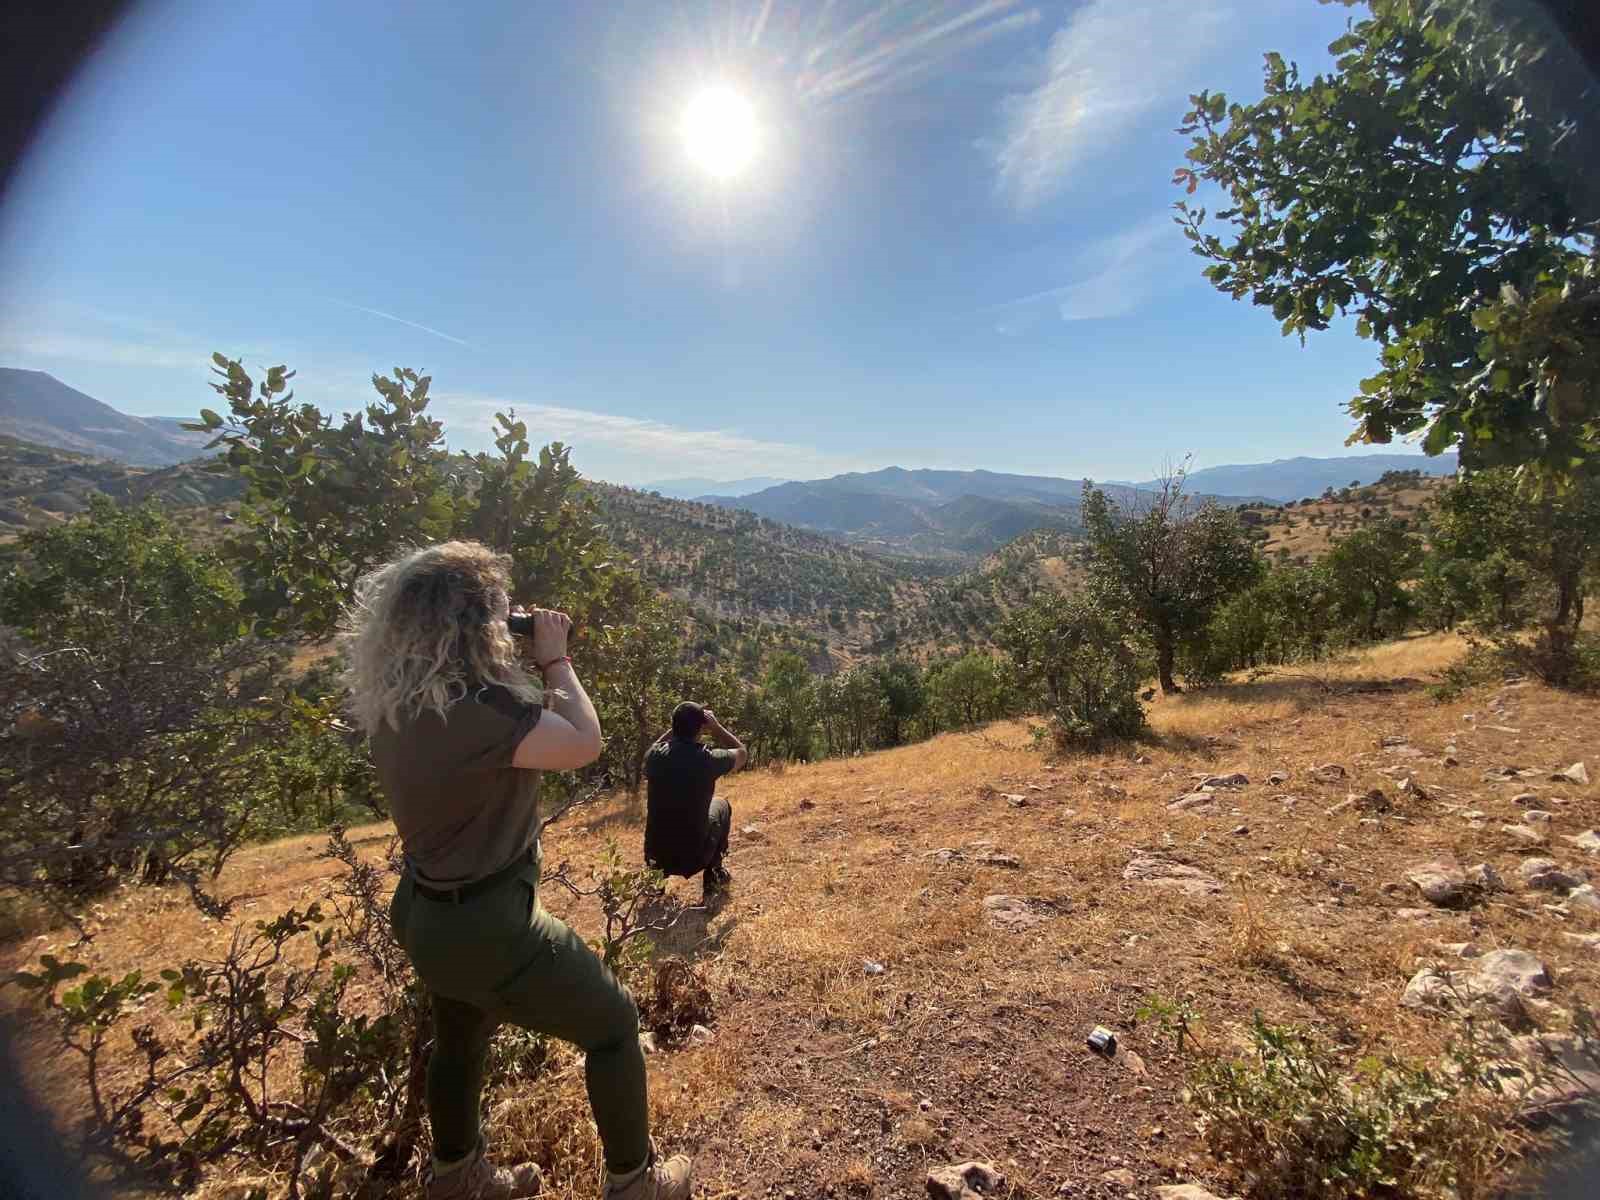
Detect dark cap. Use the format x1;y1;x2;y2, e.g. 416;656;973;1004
671;701;707;739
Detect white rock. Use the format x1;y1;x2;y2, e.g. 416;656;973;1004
1502;823;1547;845
1406;861;1468;906
927;1161;1006;1200
1000;793;1028;808
1122;856;1222;896
1566;884;1600;912
1476;948;1553;998
1522;809;1555;824
983;895;1050;931
1167;792;1215;812
1562;830;1600;853
1155;1187;1234;1200
1312;763;1348;782
1523;860;1586;892
1552;762;1589;786
1468;863;1506;892
1560;932;1600;953
1199;772;1249;789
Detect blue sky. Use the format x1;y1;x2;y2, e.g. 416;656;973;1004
0;0;1413;486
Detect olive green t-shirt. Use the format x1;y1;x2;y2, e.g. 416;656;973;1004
371;684;543;886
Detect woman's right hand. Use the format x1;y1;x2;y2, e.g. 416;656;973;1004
529;608;572;664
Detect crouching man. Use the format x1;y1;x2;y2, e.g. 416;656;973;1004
643;702;747;900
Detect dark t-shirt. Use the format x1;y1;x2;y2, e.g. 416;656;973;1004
370;685;542;886
643;737;737;873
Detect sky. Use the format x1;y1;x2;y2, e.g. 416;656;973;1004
0;0;1417;487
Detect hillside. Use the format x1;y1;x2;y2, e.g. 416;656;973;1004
703;468;1265;560
1238;470;1446;563
0;368;209;465
0;434;241;537
11;634;1597;1199
1120;453;1458;503
591;483;964;664
640;476;787;499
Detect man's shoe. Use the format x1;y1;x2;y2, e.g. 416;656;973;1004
702;864;733;899
426;1143;542;1200
605;1144;692;1200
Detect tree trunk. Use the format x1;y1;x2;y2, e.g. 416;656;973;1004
1156;635;1178;695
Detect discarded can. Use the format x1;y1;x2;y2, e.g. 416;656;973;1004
1087;1026;1117;1057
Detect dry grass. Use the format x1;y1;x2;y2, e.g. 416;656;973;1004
6;633;1600;1199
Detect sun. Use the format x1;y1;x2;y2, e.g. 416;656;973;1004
681;85;760;180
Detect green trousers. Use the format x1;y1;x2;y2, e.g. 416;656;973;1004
389;860;650;1172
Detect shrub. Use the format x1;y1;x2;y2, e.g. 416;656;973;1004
998;593;1146;747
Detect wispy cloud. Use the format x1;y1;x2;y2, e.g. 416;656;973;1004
439;393;861;479
987;211;1183;331
991;0;1232;212
327;299;476;349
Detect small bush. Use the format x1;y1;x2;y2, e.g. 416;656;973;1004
1183;1011;1590;1199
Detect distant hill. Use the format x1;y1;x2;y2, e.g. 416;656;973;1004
1238;470;1449;563
703;466;1263;559
0;368;209;466
640;475;787;499
0;434;241;537
1120;453;1457;503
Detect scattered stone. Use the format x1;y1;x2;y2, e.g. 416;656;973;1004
1382;735;1409;747
1122;856;1222;896
1552;762;1590;786
1561;932;1600;953
1399;777;1428;800
1488;725;1522;734
740;823;767;840
1155;1188;1232;1200
1461;810;1486;821
1001;793;1028;808
1200;772;1249;789
863;960;886;976
1505;1033;1600;1124
688;1024;714;1044
1312;763;1348;782
798;798;816;811
1436;941;1482;958
926;1161;1006;1200
1267;770;1289;785
1522;810;1555;824
1326;797;1355;816
638;1031;657;1054
1407;861;1469;907
1402;949;1551;1022
973;850;1021;869
1355;788;1392;813
1501;822;1546;845
1395;907;1445;921
1562;830;1600;853
1167;792;1214;812
1231;824;1249;837
983;895;1050;932
925;848;963;865
1518;858;1585;892
1100;1168;1137;1189
1443;753;1461;767
1512;792;1540;805
1566;884;1600;913
1468;863;1507;892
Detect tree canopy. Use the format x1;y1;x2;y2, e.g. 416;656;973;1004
1176;0;1599;478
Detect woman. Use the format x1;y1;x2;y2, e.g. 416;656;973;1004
342;542;692;1200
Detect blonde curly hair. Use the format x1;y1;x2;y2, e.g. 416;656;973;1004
340;541;540;735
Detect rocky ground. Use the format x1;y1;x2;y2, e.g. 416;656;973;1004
5;633;1598;1199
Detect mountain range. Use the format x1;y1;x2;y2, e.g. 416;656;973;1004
641;476;787;499
0;368;210;466
697;467;1265;559
1118;453;1457;502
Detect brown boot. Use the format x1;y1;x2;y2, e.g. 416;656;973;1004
604;1143;692;1200
426;1142;542;1200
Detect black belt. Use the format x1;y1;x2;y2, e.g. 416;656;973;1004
410;848;534;904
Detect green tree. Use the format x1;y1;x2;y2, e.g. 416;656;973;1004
759;652;817;762
997;592;1146;747
197;357;455;638
1082;473;1262;693
871;658;926;747
1186;562;1338;680
925;653;1014;729
1175;0;1599;478
1323;518;1423;639
0;501;295;906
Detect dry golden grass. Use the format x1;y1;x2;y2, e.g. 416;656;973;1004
6;633;1599;1199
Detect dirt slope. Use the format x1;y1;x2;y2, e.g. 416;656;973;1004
7;633;1599;1199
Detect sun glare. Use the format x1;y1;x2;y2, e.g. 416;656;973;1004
681;85;760;180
